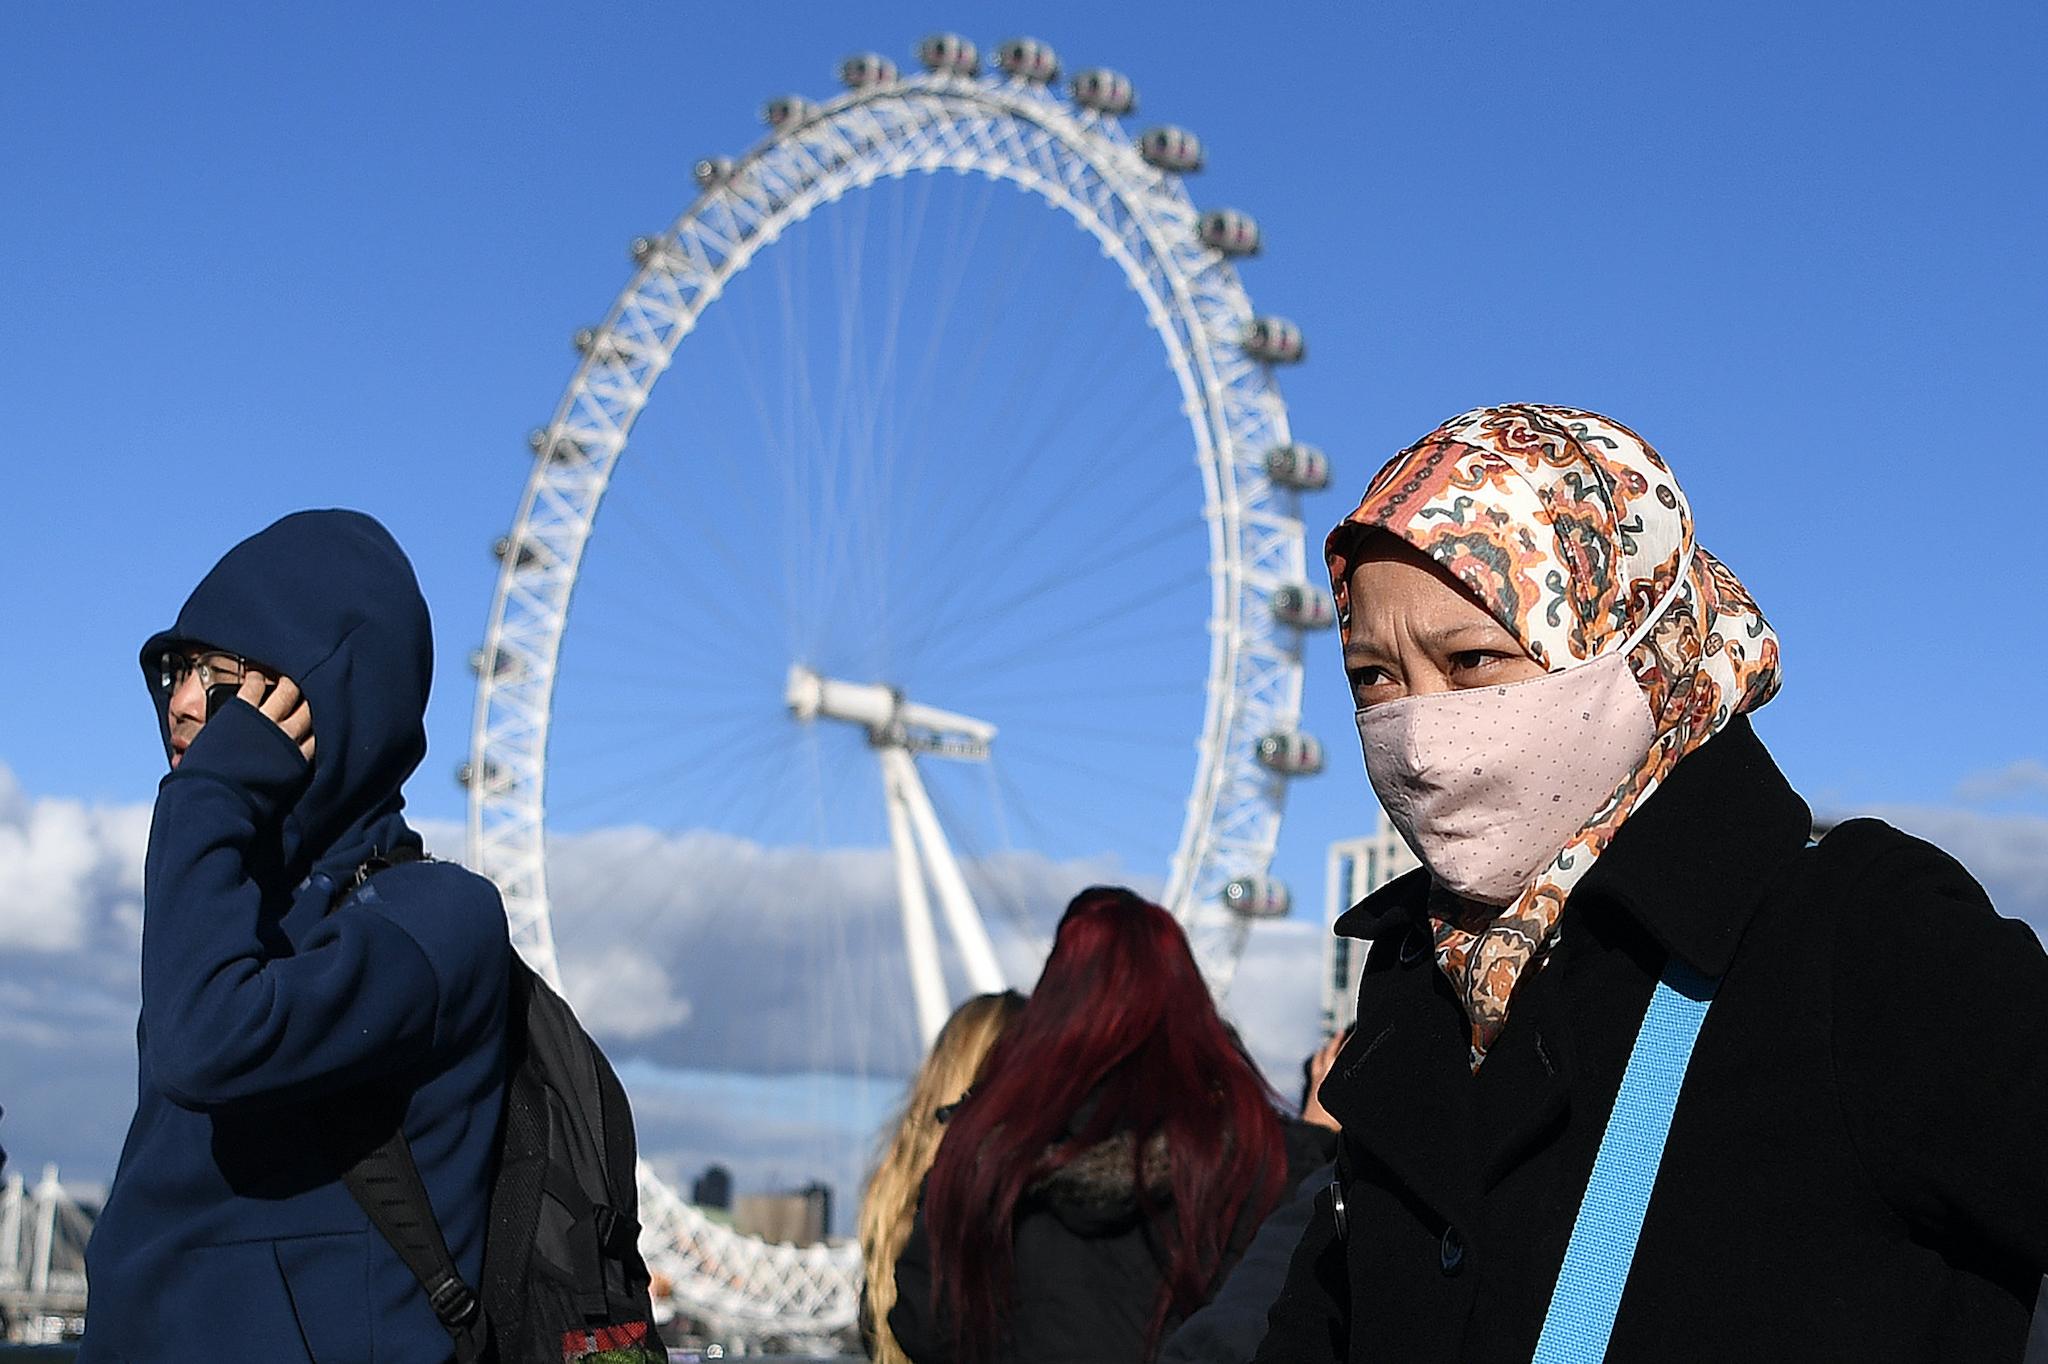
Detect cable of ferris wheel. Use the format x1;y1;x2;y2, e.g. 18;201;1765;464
920;770;1051;963
800;170;942;672
930;559;1211;682
887;183;1060;517
892;397;1187;672
543;716;805;834
992;740;1200;833
554;728;862;971
893;432;1188;676
596;493;794;663
613;431;802;634
907;487;1204;671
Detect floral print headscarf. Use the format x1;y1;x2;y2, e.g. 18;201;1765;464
1328;405;1782;1065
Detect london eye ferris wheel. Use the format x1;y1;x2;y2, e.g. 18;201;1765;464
463;32;1335;1343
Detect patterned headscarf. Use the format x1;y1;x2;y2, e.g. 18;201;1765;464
1328;405;1782;1065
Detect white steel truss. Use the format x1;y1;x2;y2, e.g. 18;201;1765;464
0;1165;93;1338
466;53;1314;1342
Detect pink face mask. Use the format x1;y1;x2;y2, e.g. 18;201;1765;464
1354;551;1691;906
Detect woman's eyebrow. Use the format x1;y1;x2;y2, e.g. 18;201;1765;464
1418;621;1513;650
1347;622;1510;661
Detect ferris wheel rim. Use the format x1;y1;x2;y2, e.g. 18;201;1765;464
464;53;1318;1337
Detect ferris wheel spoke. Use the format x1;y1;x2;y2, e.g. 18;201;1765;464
993;742;1193;823
886;189;1060;515
909;494;1201;669
549;724;802;832
921;562;1210;681
892;404;1190;670
616;439;798;636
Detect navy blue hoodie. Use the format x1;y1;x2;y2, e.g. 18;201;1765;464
80;510;510;1363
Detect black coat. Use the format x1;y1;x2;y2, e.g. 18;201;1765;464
892;1120;1322;1364
1253;716;2048;1362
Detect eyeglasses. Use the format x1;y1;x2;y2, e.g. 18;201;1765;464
156;650;247;700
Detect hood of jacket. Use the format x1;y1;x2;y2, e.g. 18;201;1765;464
139;509;431;878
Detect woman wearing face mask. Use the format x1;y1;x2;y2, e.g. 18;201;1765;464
1252;405;2048;1362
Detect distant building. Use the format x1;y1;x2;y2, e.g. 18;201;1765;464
692;1164;732;1211
799;1180;832;1240
733;1180;834;1247
1323;812;1420;1034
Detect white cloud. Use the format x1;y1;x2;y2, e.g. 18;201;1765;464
560;945;694;1040
1954;759;2048;808
1847;804;2048;933
0;766;149;952
1222;917;1333;1101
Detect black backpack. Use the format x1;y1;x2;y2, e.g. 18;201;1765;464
332;850;666;1363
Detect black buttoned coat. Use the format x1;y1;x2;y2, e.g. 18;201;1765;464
1252;717;2048;1362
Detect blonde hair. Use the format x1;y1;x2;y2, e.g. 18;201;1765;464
859;990;1025;1363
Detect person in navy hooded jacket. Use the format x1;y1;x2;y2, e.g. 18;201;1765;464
79;510;511;1362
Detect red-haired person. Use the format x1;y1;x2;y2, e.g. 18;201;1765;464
888;886;1292;1364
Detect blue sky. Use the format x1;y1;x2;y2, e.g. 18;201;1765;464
2;1;2045;1193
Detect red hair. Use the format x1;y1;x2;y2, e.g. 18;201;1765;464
923;887;1286;1360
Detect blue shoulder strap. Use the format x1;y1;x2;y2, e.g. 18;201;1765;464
1532;959;1718;1363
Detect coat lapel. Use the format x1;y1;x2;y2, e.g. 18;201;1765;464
1474;956;1579;1192
1321;923;1479;1229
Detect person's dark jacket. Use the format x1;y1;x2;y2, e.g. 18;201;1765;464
80;511;511;1364
891;1107;1308;1364
1252;715;2048;1362
1161;1158;1336;1364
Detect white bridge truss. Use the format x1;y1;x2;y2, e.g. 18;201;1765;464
0;1165;92;1343
466;40;1315;1344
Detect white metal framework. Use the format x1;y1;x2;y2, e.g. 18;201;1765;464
465;36;1321;1343
785;666;1008;1046
0;1166;92;1343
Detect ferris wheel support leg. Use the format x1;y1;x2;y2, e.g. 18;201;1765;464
881;748;952;1047
886;748;1008;996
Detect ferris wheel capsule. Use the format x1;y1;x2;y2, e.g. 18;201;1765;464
528;428;592;465
630;235;687;271
838;53;898;89
1222;875;1291;918
693;157;736;190
1139;126;1204;173
492;535;546;571
995;37;1060;84
1264;442;1330;490
916;32;980;76
1271;584;1337;631
455;759;503;791
1244;316;1306;364
1198;208;1261;257
1070;67;1136;115
762;96;816;131
572;328;634;364
1256;731;1325;776
468;646;523;681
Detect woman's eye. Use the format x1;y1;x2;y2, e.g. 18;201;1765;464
1348;666;1392;703
1449;650;1507;674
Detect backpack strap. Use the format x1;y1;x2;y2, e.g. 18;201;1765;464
342;1130;491;1361
1531;958;1719;1363
328;846;492;1363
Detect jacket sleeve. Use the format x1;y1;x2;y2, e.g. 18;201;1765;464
139;700;508;1111
1163;1160;1337;1364
1248;1164;1351;1363
1831;825;2048;1274
886;1193;953;1364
